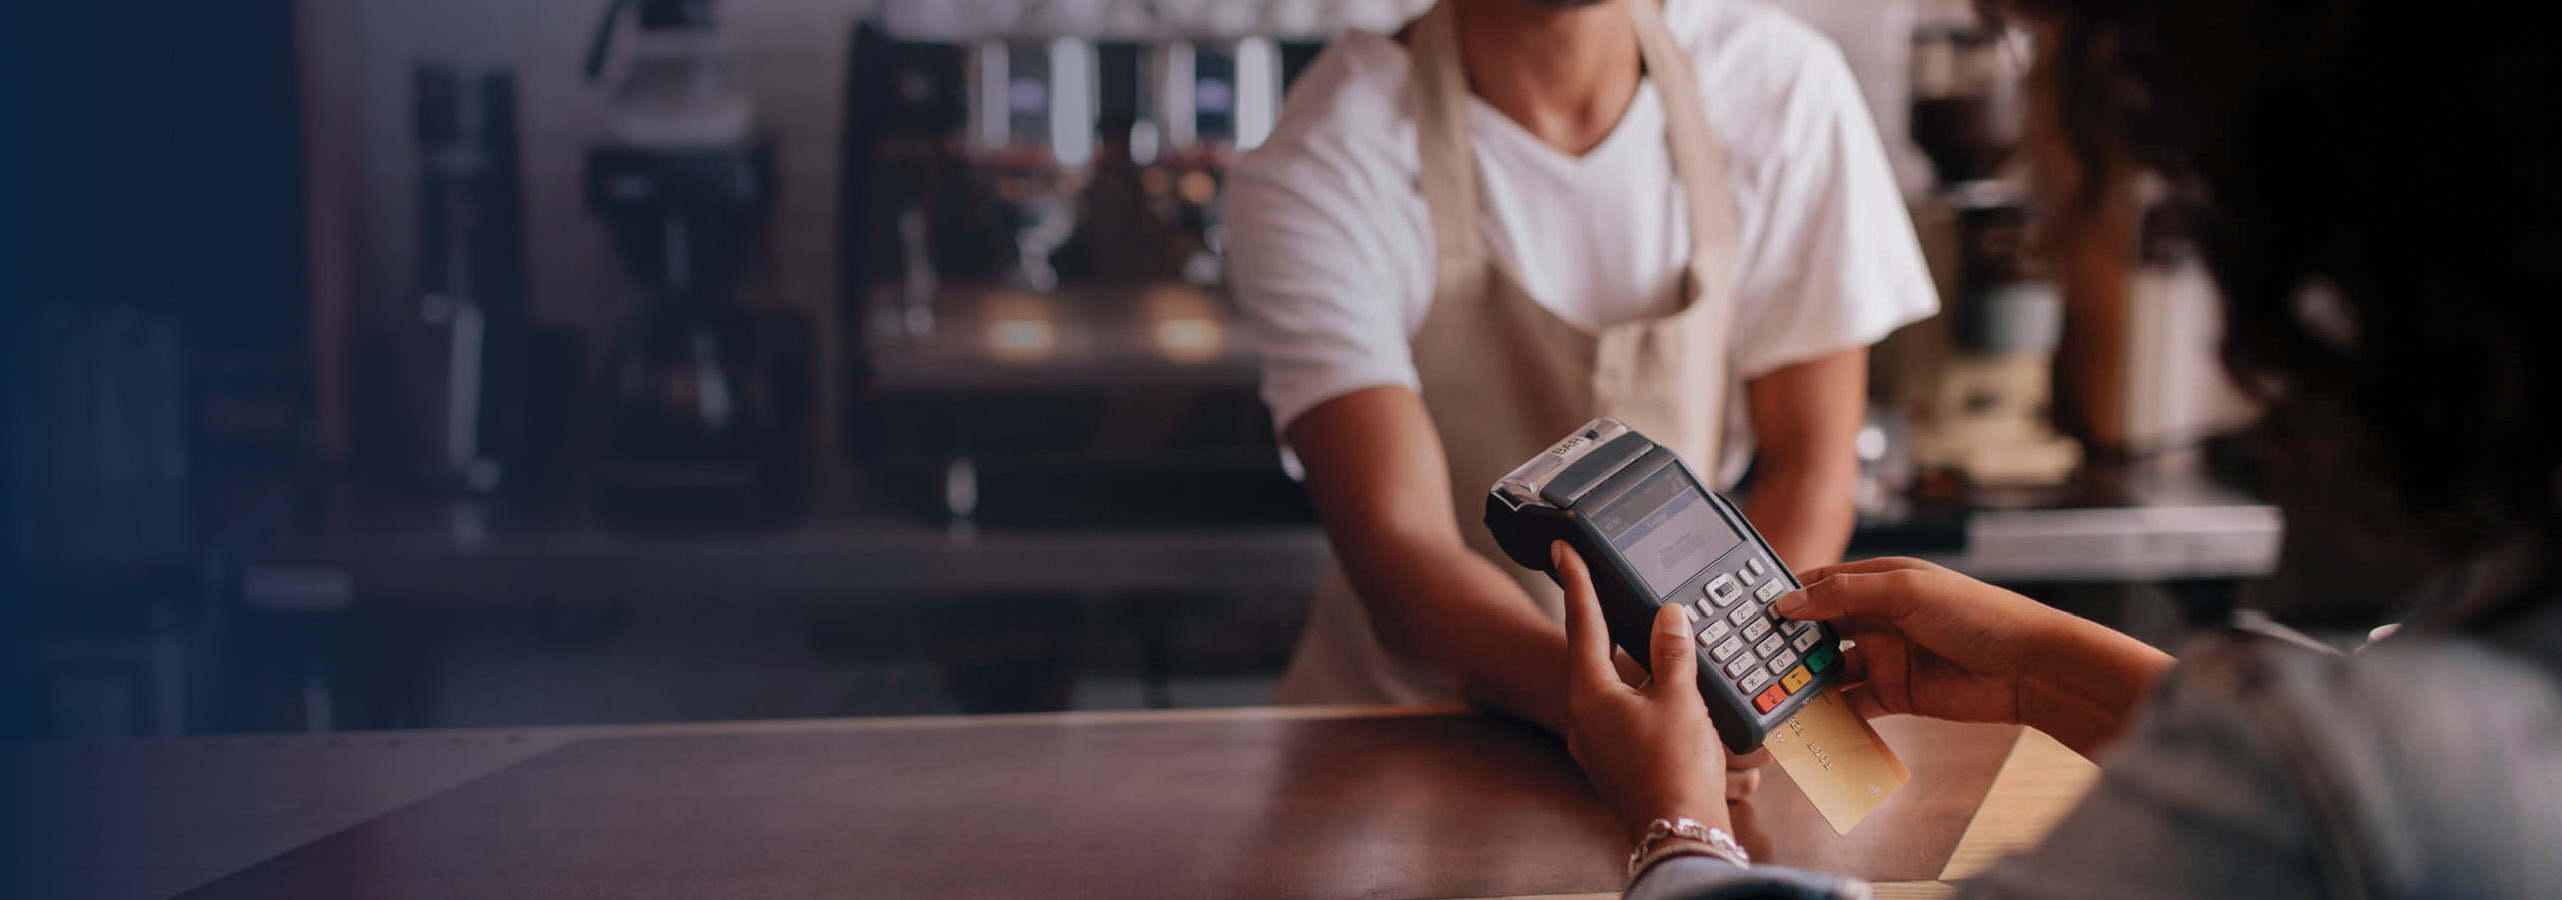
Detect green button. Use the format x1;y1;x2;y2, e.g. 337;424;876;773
1806;647;1837;673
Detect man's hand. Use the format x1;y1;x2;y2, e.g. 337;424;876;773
1556;541;1731;839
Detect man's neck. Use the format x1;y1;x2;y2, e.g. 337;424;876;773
1454;0;1643;157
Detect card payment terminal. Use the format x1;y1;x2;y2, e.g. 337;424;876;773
1485;419;1843;755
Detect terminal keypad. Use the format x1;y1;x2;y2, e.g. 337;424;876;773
1684;554;1837;716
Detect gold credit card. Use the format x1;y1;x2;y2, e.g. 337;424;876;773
1762;687;1910;834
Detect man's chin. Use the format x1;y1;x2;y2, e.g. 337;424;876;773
1521;0;1616;10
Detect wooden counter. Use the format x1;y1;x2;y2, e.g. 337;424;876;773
2;707;2099;900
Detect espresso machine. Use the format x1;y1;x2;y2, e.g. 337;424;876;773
1153;38;1262;284
841;23;987;341
841;14;1306;327
582;0;805;527
1902;13;2081;492
833;10;1319;528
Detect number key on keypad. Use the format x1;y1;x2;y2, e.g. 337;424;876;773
1727;603;1759;628
1742;618;1772;643
1754;578;1786;603
1723;654;1759;679
1766;650;1798;676
1754;634;1785;658
1709;636;1744;662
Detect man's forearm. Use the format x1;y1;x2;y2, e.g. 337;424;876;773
1739;348;1869;571
1288;387;1586;733
1340;540;1577;733
1739;460;1859;570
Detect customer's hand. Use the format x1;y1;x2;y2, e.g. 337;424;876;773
1775;556;2175;756
1773;557;2044;725
1554;542;1730;839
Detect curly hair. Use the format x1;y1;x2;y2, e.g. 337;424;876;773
2000;0;2562;572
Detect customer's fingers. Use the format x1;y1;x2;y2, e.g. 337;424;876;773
1554;542;1624;694
1828;637;1870;686
1774;569;1914;624
1838;683;1891;721
1791;556;1944;583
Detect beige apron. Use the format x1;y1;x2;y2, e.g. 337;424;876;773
1275;0;1746;705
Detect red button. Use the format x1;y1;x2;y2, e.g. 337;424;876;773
1753;684;1787;713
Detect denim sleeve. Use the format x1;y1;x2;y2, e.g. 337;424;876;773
1626;856;1872;900
1623;648;2325;900
1638;632;2562;900
1951;646;2331;900
1959;631;2562;900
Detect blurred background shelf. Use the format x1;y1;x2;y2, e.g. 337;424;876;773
6;0;2288;742
238;467;2278;612
243;512;1333;607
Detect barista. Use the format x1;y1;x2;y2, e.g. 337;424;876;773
1226;0;1936;758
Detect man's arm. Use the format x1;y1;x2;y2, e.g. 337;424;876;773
1287;385;1580;733
1737;347;1868;570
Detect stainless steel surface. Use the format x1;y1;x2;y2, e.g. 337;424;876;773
1908;504;2283;582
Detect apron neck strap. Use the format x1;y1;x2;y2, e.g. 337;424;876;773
1409;1;1487;278
1625;0;1739;272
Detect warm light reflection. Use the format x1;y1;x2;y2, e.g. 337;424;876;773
1154;317;1223;363
1177;171;1218;205
980;291;1062;364
1141;286;1225;364
986;317;1058;361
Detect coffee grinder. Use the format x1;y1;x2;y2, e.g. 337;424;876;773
1903;14;2081;492
581;0;800;527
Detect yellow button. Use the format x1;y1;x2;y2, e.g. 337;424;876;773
1779;665;1812;693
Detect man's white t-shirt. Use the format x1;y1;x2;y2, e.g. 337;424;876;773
1225;0;1938;485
